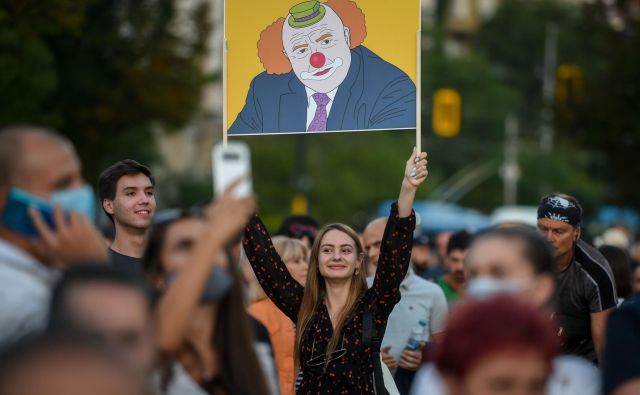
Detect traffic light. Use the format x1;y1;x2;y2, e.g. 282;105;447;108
291;193;308;215
432;88;461;138
556;65;584;105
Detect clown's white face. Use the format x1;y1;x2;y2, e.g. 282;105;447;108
282;5;352;93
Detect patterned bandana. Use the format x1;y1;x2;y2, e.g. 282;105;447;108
537;195;581;226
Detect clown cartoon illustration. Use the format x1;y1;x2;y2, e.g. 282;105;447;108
228;0;417;135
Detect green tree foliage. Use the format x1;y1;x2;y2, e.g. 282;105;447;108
556;1;640;208
475;0;584;123
472;0;609;212
238;131;418;230
421;48;516;211
0;0;211;180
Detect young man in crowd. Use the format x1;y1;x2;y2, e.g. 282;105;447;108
536;194;617;364
363;217;448;394
435;230;472;305
98;159;156;275
0;127;107;345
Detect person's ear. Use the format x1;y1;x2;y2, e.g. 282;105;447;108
574;226;582;242
103;199;114;215
344;27;351;48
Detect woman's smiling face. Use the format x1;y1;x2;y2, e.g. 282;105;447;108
317;229;361;280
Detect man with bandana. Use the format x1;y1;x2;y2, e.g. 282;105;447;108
536;193;617;364
229;0;416;134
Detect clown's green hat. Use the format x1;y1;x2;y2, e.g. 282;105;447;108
288;1;326;28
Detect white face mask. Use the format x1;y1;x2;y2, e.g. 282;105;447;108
466;277;521;299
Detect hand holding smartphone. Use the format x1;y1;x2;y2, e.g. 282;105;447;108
212;141;253;198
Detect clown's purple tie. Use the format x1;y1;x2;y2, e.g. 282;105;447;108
307;93;330;132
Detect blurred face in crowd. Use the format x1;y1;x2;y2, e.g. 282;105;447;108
9;133;85;200
446;248;468;284
156;216;228;386
363;218;386;276
64;283;156;375
0;348;146;395
0;133;87;261
536;218;580;261
450;349;550;395
411;244;435;269
161;217;208;274
285;253;309;286
465;237;555;308
103;173;156;230
318;229;363;280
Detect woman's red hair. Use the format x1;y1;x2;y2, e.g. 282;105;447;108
434;296;560;379
257;0;367;74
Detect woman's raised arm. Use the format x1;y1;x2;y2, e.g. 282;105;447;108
243;215;305;323
370;149;428;316
157;183;255;354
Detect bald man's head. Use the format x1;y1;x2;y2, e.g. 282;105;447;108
0;127;86;257
0;127;83;204
0;127;70;187
363;217;387;276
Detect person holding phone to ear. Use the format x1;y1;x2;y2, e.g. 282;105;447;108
0;127;108;344
243;149;428;395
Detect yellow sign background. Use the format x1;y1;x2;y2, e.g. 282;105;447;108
225;0;420;130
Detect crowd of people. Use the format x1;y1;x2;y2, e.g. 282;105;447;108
1;125;639;395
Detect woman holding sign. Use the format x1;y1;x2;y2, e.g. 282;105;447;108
243;149;428;394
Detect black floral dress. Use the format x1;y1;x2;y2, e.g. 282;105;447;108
243;203;415;394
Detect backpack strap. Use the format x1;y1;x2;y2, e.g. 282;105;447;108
363;310;389;395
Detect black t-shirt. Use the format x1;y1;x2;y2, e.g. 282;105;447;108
554;239;617;362
108;248;143;278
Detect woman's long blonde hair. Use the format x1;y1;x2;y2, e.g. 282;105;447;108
294;223;368;370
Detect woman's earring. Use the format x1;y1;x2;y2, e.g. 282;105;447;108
354;268;360;276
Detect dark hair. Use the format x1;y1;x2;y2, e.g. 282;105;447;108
97;159;155;222
277;215;319;244
599;245;632;299
210;254;272;395
141;215;272;395
447;230;472;255
435;296;559;379
48;264;153;333
473;226;556;275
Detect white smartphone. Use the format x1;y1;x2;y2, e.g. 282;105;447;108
212;141;253;198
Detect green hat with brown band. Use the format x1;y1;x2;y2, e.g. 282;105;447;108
288;1;326;28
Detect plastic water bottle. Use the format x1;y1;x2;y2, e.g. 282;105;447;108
405;320;427;351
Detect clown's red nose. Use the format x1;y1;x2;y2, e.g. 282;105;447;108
310;52;326;69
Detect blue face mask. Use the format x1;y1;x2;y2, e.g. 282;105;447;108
2;185;97;237
50;185;97;223
466;277;521;299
